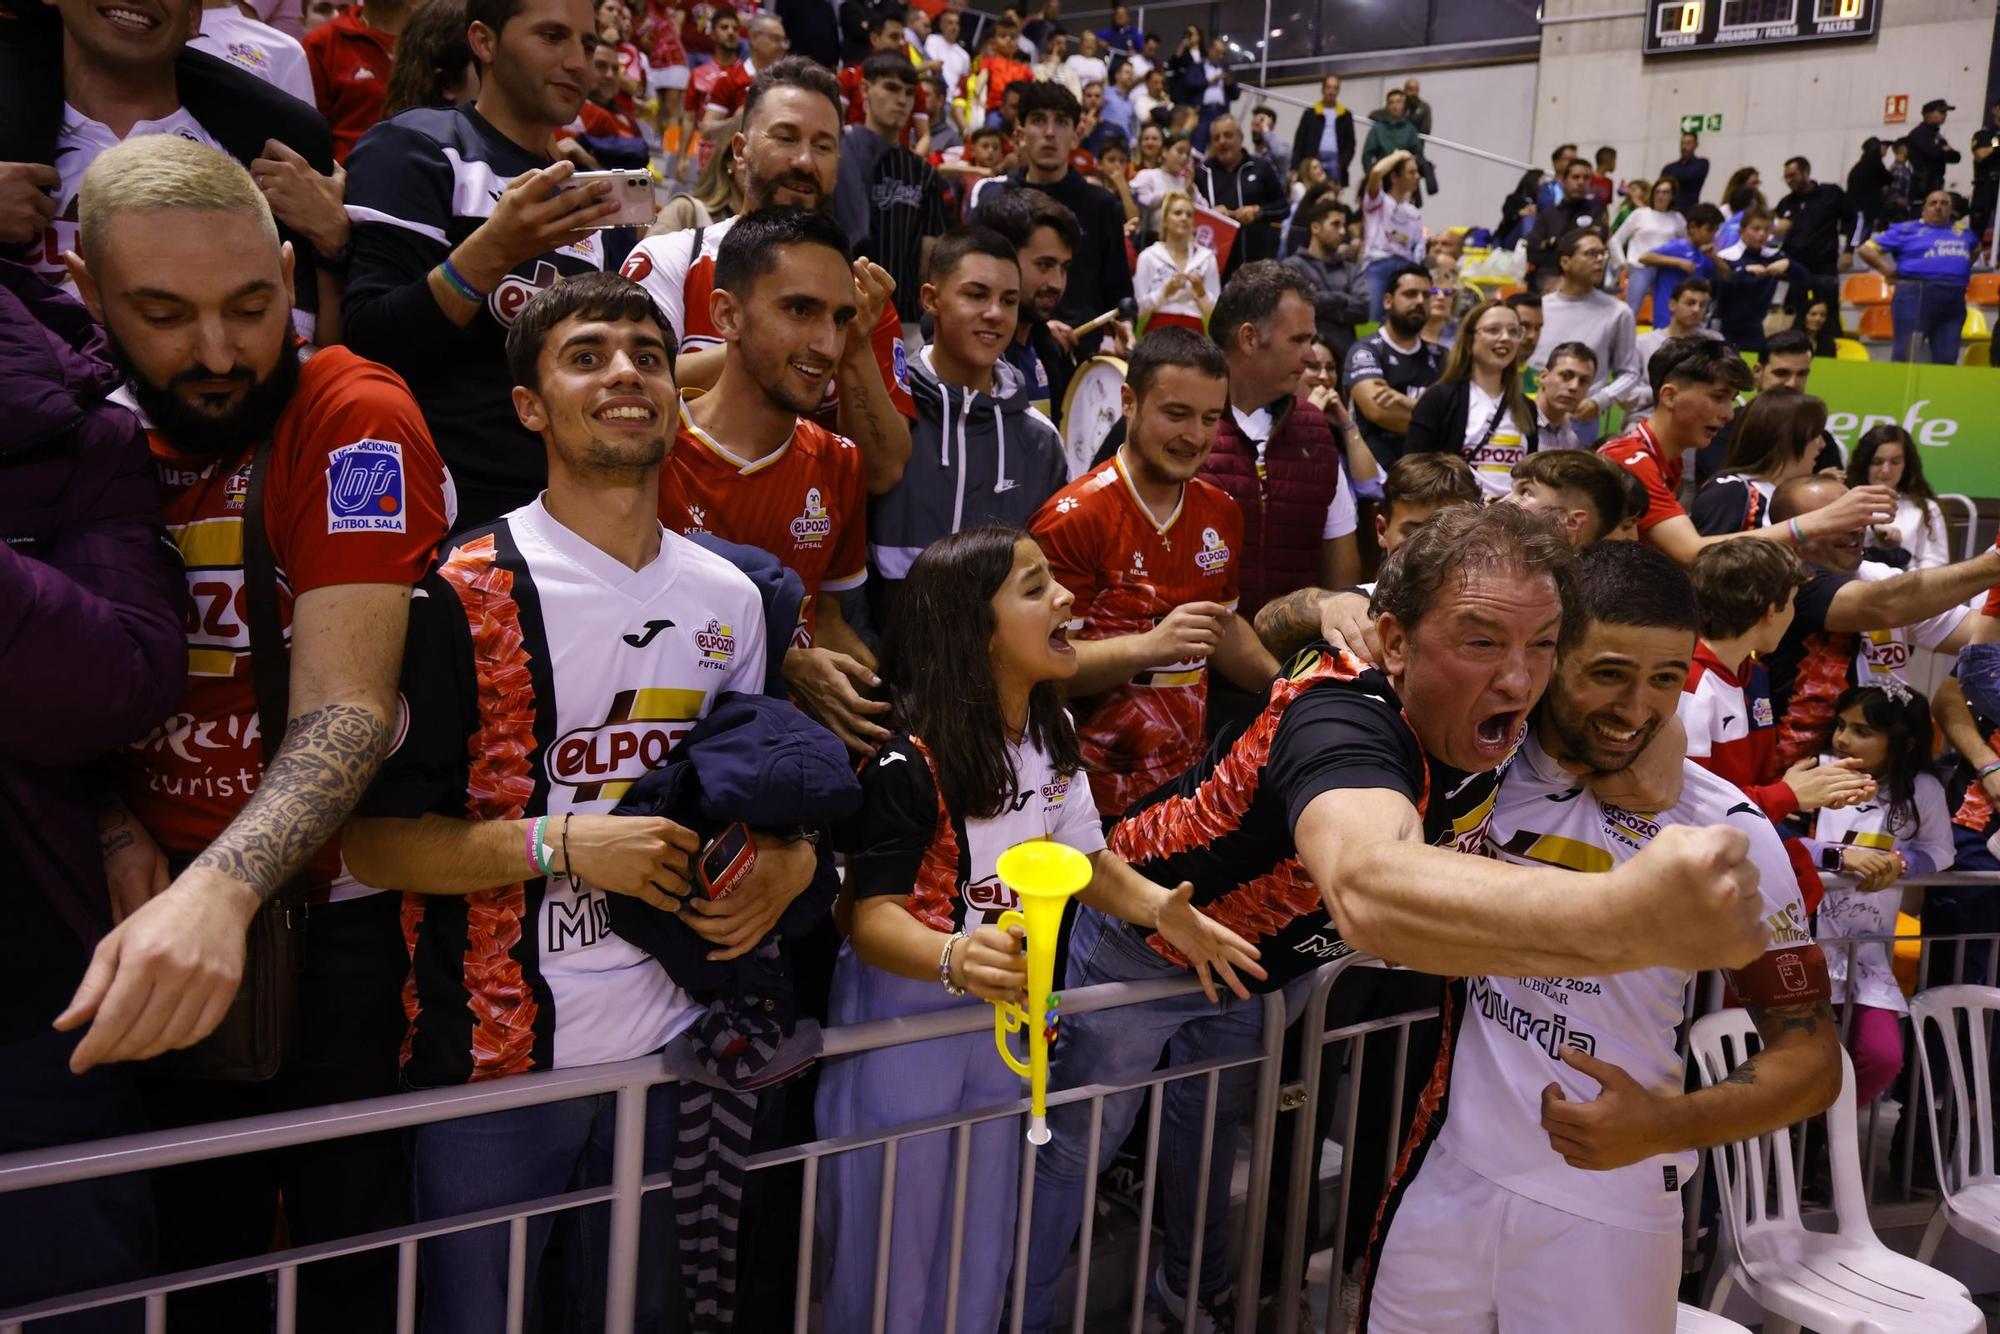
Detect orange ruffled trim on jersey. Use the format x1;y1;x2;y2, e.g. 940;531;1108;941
1954;724;2000;832
1774;631;1853;772
436;535;541;1082
902;736;964;935
1111;646;1383;965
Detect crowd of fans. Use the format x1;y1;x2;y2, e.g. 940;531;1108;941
4;0;2000;1332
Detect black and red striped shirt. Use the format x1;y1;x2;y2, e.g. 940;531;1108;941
1107;645;1504;989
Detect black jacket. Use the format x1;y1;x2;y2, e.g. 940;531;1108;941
0;23;336;315
1290;103;1355;186
993;168;1135;328
1196;152;1288;270
1907;121;1961;195
1402;378;1538;461
1524;195;1607;282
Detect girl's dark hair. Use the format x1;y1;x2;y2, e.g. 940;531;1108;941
385;0;476;115
1790;296;1842;356
1832;684;1934;835
884;527;1081;820
1846;424;1941;541
1722;387;1828;475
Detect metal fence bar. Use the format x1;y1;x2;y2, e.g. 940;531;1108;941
870;1137;898;1334
944;1123;971;1334
792;1157;818;1334
1273;960;1348;1334
1181;1070;1221;1334
1232;990;1291;1334
603;1082;648;1334
1068;1096;1106;1334
395;1239;417;1334
1008;1132;1036;1334
1128;1086;1164;1334
504;1215;528;1334
275;1266;297;1334
145;1294;164;1334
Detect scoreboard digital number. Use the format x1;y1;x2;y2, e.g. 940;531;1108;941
1644;0;1876;56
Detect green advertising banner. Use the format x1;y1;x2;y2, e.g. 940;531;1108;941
1797;359;1999;498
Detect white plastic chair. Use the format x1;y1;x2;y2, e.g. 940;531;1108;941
1910;984;2000;1263
1674;1302;1750;1332
1687;1008;1983;1334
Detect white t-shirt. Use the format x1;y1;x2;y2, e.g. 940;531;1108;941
1462;383;1529;501
1442;732;1813;1233
1199;60;1226;106
925;33;970;93
188;8;316;105
1814;770;1953;1013
1851;558;1973;680
1064;53;1108;87
1229;403;1356;540
1361;187;1424;265
40;105;224;292
1887;496;1950;571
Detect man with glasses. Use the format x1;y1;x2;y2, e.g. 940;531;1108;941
1529;229;1642;445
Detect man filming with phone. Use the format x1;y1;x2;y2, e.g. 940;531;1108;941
342;0;651;528
343;273;820;1334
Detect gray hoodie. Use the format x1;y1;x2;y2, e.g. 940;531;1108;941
868;344;1070;613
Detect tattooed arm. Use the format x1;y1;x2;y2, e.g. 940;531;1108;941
1254;586;1337;660
1536;998;1842;1171
56;583;411;1072
841;259;913;495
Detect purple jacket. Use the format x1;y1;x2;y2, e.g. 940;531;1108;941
0;261;185;1020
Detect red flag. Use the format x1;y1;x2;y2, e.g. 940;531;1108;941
1191;205;1239;272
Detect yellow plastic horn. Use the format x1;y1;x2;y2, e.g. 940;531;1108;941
992;840;1093;1145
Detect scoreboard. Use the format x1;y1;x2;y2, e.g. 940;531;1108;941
1643;0;1879;57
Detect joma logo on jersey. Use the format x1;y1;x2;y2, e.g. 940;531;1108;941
1467;976;1598;1061
788;488;832;545
1194;526;1230;575
694;619;736;669
548;686;706;800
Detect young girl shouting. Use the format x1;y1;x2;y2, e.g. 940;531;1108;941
815;526;1262;1334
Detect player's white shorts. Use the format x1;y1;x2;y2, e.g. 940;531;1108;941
648;63;690;91
1362;1141;1678;1333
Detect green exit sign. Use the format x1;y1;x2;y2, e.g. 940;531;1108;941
1680;113;1723;133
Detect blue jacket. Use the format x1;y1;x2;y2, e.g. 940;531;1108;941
605;693;858;1081
0;263;186;1034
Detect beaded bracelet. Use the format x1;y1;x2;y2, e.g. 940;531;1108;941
939;932;967;996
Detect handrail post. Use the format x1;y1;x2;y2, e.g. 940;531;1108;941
602;1083;649;1334
1232;988;1290;1332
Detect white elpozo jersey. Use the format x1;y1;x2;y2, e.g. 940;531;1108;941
1814;768;1953;1014
1438;732;1811;1232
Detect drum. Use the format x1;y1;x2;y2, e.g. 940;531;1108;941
1057;355;1128;480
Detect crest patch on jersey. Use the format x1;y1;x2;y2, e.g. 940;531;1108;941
327;439;407;534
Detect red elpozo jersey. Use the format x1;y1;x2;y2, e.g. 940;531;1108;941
115;347;454;896
620;216;917;428
1031;455;1242;817
660;397;867;645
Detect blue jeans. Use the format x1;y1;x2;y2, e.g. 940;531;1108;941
0;1027;156;1333
1890;281;1966;364
412;1083;681;1334
1624;264;1656;318
1364;256;1407;326
1021;907;1287;1331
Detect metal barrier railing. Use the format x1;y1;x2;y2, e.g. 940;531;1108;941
4;892;1997;1332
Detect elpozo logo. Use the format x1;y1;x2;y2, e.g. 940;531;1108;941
694;618;736;669
788;487;832;545
548;686;704;800
1194;525;1230;575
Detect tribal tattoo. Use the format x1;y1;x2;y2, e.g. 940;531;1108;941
189;703;395;901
